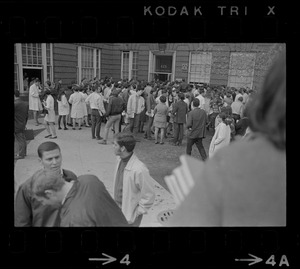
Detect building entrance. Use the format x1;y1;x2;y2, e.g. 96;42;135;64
154;55;172;82
148;52;175;82
23;68;42;92
154;73;169;81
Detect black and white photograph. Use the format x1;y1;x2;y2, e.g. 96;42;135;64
14;42;286;227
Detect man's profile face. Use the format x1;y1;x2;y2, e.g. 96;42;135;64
39;149;62;173
113;140;122;156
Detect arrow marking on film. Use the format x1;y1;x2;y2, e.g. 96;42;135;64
235;253;263;266
89;253;117;265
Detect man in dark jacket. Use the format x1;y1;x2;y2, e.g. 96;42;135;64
31;171;129;227
98;89;125;145
179;79;188;92
14;141;77;227
171;92;188;146
14;89;29;159
144;88;156;140
186;98;208;161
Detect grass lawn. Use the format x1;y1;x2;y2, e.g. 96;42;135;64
133;128;214;192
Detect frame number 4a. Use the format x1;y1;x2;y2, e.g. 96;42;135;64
266;255;289;267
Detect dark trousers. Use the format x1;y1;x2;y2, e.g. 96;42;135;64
145;116;154;138
15;131;27;157
232;113;240;124
173;123;184;144
58;115;67;128
129;113;140;136
91;109;102;139
208;112;219;129
186;137;207;161
119;115;124;132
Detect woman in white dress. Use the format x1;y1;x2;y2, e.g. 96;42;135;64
43;89;57;139
79;87;90;127
28;78;43;126
57;89;70;130
209;112;231;158
69;85;85;130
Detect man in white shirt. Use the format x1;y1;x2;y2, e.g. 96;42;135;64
196;88;206;110
103;82;113;114
242;88;249;105
126;85;145;142
231;96;244;123
234;88;243;102
144;82;152;96
85;86;106;140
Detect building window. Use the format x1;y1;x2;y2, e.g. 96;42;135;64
121;51;138;81
46;43;53;81
96;49;100;79
78;46;101;82
132;51;138;80
228;53;256;89
21;43;42;67
14;44;19;91
188;52;212;83
122;52;130;80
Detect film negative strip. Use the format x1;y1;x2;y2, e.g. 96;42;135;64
3;0;299;268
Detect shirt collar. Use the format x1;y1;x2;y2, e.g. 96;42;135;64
61;180;77;205
120;152;133;163
61;180;75;205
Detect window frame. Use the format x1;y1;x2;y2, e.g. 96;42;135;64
227;52;256;89
188;51;212;84
77;46;101;83
121;51;138;80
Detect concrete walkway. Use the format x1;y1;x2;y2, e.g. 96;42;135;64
14;117;177;227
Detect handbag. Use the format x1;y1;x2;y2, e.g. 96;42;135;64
24;128;34;140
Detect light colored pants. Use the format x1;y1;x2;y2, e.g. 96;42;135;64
103;114;121;141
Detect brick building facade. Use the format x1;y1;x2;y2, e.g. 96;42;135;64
14;43;285;97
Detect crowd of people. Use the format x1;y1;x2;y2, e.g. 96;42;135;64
15;51;285;227
20;74;255;159
167;52;286;226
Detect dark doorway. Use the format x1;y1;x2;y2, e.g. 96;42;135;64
23;68;42;91
154;55;173;82
155;73;168;82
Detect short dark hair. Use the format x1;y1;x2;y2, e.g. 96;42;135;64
218;112;227;123
192;98;200;107
114;132;136;153
178;92;185;100
37;142;61;158
159;95;166;103
137;84;144;92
